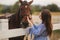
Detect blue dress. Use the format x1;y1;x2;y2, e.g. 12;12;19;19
29;23;50;40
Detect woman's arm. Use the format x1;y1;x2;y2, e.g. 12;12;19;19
29;24;45;36
27;16;45;36
27;16;34;27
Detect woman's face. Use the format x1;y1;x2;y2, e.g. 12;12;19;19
39;13;42;19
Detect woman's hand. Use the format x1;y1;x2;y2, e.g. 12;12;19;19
27;16;34;26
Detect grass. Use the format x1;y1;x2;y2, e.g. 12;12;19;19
51;29;60;40
53;29;60;33
32;12;60;16
0;12;60;16
51;12;60;16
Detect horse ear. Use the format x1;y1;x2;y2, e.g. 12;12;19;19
19;0;22;3
29;0;33;5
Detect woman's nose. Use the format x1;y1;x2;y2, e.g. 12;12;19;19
39;15;41;19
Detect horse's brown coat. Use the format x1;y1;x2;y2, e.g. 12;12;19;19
9;0;33;40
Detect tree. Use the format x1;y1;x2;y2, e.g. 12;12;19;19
31;5;41;13
47;4;59;12
11;1;19;13
0;5;4;13
2;6;11;13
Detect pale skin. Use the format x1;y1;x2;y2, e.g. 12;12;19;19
24;16;34;40
27;16;34;27
27;14;41;27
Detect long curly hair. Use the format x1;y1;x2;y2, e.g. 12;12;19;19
41;9;53;37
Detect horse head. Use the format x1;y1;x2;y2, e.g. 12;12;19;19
18;0;33;28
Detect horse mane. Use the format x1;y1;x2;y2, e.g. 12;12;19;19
9;8;21;29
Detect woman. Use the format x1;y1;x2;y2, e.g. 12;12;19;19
27;9;53;40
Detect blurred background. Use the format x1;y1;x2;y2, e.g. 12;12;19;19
0;0;60;40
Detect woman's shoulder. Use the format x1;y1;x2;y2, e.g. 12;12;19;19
38;23;46;29
38;23;45;27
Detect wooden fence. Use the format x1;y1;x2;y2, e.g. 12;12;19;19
0;19;60;40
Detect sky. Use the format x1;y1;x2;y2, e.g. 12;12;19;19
0;0;60;7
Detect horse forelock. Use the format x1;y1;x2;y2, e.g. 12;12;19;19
20;4;31;16
21;1;29;5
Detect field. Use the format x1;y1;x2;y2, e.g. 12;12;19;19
51;30;60;40
51;12;60;40
32;12;60;24
51;12;60;16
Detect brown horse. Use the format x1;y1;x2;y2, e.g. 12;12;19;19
9;0;33;40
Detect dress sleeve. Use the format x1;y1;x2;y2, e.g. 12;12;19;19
29;24;46;36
